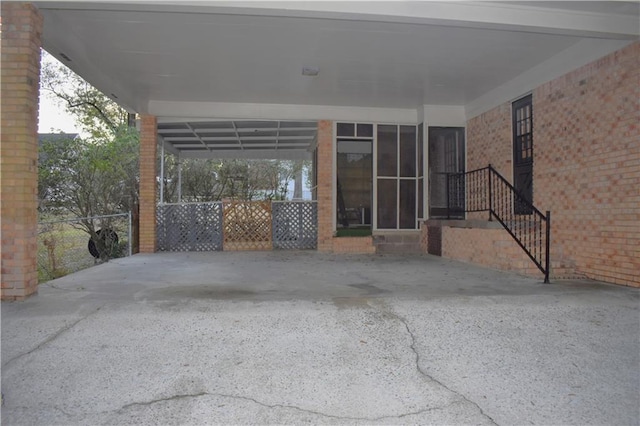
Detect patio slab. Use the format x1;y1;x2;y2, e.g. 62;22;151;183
2;251;639;425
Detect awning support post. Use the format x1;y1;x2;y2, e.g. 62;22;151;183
159;143;165;204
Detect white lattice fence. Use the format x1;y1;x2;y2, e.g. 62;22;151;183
223;201;272;251
157;202;223;251
272;201;318;249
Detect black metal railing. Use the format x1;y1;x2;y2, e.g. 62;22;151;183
447;165;551;283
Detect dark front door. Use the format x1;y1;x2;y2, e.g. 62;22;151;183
513;95;533;214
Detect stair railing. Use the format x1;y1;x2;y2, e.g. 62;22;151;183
446;165;551;283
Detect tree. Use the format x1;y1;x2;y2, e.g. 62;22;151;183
38;133;78;212
39;51;140;256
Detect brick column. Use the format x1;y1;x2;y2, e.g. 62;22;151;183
1;3;43;300
316;120;334;252
139;115;157;253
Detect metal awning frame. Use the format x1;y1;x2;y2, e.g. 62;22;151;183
157;119;318;160
157;119;317;203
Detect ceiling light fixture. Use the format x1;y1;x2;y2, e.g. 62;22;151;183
302;66;319;76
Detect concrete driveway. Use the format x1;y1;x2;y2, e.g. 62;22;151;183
2;251;639;425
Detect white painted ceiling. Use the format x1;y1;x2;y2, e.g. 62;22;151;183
36;1;639;119
48;10;577;106
34;1;638;158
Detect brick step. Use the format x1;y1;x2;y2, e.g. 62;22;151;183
373;233;423;254
375;243;422;254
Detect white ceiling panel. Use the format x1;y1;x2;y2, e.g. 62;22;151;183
36;1;639;114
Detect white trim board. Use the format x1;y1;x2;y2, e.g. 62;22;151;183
150;101;419;124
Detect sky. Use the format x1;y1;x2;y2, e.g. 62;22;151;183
38;52;81;135
39;92;79;134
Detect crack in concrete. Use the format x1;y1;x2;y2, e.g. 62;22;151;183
2;306;103;369
108;306;497;423
112;390;454;421
379;308;499;426
118;391;209;412
212;392;454;421
3;301;493;424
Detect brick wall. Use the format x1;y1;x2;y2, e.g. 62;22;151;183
442;227;542;278
534;42;639;286
1;3;43;300
466;101;513;221
139;115;157;253
422;220;579;280
467;104;513;180
316;120;334;252
420;220;442;256
466;42;640;287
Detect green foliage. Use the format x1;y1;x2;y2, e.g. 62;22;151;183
38;127;139;219
160;157;309;203
335;228;372;237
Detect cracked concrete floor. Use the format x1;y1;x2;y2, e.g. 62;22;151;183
2;251;639;425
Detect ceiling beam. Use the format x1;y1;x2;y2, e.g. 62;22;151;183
231;121;242;151
36;1;639;38
236;136;314;142
179;149;313;160
168;142;311;149
149;101;419;123
185;127;316;133
207;1;640;38
158;126;317;134
157;128;194;134
158;135;180;156
186;122;211;152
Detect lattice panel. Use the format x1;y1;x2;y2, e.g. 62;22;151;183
272;202;318;249
223;201;272;251
157;203;223;251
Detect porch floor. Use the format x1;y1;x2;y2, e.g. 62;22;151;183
2;252;638;425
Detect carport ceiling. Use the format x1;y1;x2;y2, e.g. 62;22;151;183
159;120;317;159
36;2;639;115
